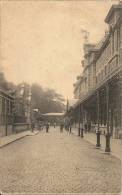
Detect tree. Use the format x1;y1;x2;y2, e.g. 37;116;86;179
0;72;16;92
31;83;65;114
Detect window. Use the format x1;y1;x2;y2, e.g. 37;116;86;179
10;102;13;114
0;97;2;114
2;97;5;114
7;100;9;114
111;32;114;55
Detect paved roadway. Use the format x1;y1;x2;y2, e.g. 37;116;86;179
0;127;121;194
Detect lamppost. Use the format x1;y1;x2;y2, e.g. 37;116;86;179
5;99;7;136
105;83;111;152
78;104;81;136
81;105;84;138
96;90;101;148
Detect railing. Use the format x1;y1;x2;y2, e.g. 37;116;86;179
96;53;120;89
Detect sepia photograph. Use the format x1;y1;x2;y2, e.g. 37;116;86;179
0;0;122;194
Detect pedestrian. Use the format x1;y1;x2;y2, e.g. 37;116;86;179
88;122;91;132
31;122;35;132
84;123;87;133
46;122;49;133
69;125;72;133
39;122;42;131
41;123;44;131
54;122;56;128
60;123;64;133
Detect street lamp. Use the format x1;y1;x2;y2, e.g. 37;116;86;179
81;105;84;138
105;83;111;153
78;104;81;136
96;91;101;148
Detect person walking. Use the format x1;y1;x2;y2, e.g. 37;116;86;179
31;122;35;132
84;123;87;133
54;122;56;128
46;122;49;133
60;123;64;133
69;124;72;133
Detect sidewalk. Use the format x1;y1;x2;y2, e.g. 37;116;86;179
72;128;122;160
0;130;39;148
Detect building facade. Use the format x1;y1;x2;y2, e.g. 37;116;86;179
39;113;64;125
72;3;122;138
13;83;32;132
0;89;13;136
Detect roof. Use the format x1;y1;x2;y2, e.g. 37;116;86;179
0;88;13;99
105;4;122;23
41;113;64;116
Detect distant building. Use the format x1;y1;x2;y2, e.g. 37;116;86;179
39;112;64;125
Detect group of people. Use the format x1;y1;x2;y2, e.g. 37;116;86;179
38;122;50;133
64;124;72;133
31;120;92;134
31;121;72;134
58;123;72;133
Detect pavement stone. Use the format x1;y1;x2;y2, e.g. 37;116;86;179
71;128;122;160
0;127;121;194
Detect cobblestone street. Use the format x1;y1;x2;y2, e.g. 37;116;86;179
0;127;121;194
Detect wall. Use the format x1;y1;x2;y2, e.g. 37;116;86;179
13;123;30;133
0;125;13;137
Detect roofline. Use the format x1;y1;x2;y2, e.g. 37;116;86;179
105;4;122;23
0;88;13;99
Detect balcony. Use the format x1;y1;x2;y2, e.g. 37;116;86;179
96;53;120;89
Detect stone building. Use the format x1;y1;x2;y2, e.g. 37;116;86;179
71;3;122;139
13;83;32;132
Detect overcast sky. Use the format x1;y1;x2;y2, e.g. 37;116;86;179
0;0;118;99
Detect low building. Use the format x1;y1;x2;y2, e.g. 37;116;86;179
39;113;64;125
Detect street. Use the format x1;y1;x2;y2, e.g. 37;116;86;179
0;127;121;194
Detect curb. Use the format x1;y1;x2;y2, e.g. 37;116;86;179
29;131;40;136
0;131;39;148
0;134;28;148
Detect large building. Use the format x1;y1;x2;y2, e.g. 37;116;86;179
0;78;32;136
71;3;122;139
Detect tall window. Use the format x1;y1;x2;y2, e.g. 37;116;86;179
112;32;114;55
0;97;2;114
10;101;13;114
2;98;5;114
117;26;120;52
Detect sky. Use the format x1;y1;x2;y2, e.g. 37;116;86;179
0;0;118;100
